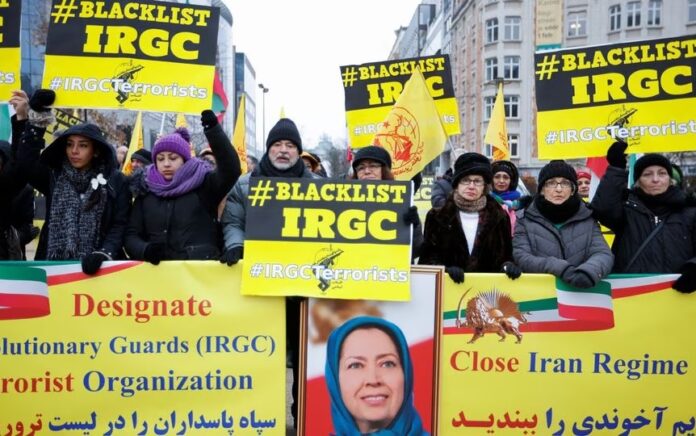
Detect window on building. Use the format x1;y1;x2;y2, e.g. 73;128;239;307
508;134;519;157
484;143;493;158
567;11;587;37
503;56;520;79
647;0;662;26
504;96;519;118
485;58;498;81
486;18;499;43
690;0;696;22
484;96;495;119
626;1;641;27
609;5;621;31
504;16;521;40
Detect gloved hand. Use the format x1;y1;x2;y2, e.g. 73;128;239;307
673;266;696;293
501;261;522;280
446;266;465;284
143;242;167;265
402;206;420;226
29;89;56;113
562;268;595;289
201;109;218;130
220;246;244;266
606;141;628;169
517;195;533;210
81;251;110;275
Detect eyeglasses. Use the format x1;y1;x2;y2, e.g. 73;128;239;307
356;163;382;173
460;178;485;187
543;180;573;190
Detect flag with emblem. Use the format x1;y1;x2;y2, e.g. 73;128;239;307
233;95;248;173
484;82;510;161
121;111;144;176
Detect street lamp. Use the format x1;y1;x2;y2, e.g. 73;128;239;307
258;83;269;151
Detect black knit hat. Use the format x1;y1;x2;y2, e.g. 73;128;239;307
352;146;392;172
451;152;492;188
491;160;519;191
537;160;577;193
633;153;672;184
266;118;302;153
131;148;152;165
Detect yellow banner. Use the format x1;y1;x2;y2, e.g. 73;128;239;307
439;273;694;434
0;261;286;434
0;0;21;101
341;55;460;148
241;178;413;300
535;35;696;159
41;0;219;113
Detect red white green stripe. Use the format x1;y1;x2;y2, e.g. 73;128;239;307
0;266;50;320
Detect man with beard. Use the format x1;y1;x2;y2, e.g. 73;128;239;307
220;117;317;428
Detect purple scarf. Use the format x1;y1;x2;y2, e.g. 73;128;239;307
145;158;211;197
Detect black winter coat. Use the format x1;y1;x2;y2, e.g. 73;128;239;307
591;166;696;273
125;124;241;260
14;117;131;260
0;140;33;259
418;195;512;272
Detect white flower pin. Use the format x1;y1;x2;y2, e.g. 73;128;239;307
91;173;107;190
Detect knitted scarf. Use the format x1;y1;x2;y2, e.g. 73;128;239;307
493;189;521;202
453;191;487;213
255;153;306;177
145;158;211;197
534;194;581;225
46;162;107;260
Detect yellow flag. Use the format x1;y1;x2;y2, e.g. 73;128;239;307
174;113;195;157
233;95;249;173
122;111;144;176
372;68;447;180
484;82;510;160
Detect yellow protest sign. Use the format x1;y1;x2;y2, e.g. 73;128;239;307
241;177;413;300
0;261;286;434
0;0;20;101
536;35;696;159
41;0;219;114
438;273;695;434
341;55;460;148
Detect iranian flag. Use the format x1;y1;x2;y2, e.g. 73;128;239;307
0;266;50;320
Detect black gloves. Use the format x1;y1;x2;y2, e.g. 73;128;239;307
143;242;167;265
81;251;109;275
561;266;595;289
220;246;244;266
673;266;696;293
606;141;628;169
446;266;465;284
501;261;522;280
29;89;55;112
402;206;420;226
518;195;533;210
201;109;218;130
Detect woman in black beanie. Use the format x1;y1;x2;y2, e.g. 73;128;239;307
513;160;613;288
591;142;696;293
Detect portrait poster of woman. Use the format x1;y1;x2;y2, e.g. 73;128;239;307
300;267;442;435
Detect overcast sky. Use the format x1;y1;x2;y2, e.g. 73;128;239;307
223;0;421;153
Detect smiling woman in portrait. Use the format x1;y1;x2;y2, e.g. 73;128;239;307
324;316;429;436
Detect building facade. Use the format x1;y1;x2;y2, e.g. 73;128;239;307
234;52;258;157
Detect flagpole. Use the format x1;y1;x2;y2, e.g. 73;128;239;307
159;113;167;136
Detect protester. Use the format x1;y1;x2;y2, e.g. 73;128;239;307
245;155;258;173
514;160;613;288
576;167;591;199
13;89;131;274
115;144;129;168
129;148;151;169
490;160;525;231
198;147;217;169
220;117;316;427
325;316;429;436
124;111;240;263
431;168;453;209
0;140;33;260
591;142;696;293
350;145;422;261
419;152;521;282
310;152;329;177
301;151;320;173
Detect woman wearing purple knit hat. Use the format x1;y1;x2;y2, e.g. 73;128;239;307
124;111;241;263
